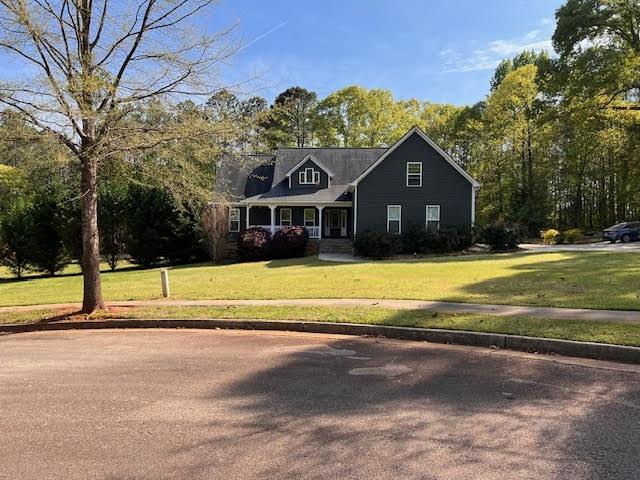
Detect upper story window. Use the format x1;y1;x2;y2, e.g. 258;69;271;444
299;167;320;185
406;162;422;187
229;207;240;232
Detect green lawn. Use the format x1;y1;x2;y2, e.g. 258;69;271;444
1;251;640;310
2;305;640;347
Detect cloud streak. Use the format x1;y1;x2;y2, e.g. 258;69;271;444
441;30;553;73
239;21;288;52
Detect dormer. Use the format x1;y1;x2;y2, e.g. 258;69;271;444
285;154;334;189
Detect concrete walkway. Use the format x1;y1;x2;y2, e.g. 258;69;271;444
318;252;363;262
2;298;640;324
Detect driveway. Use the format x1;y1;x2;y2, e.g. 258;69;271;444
520;241;640;252
1;329;639;480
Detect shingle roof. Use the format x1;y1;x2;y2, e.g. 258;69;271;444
214;148;386;202
244;184;352;204
272;148;387;186
213;154;275;201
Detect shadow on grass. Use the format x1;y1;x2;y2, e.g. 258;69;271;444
453;252;640;310
184;335;640;478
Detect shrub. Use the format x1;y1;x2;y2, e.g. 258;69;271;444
0;199;33;278
238;227;272;261
541;228;561;245
479;222;521;251
563;228;582;244
26;184;72;276
124;185;206;267
354;231;402;259
271;226;308;259
401;225;474;254
99;182;128;271
401;224;430;254
438;226;474;252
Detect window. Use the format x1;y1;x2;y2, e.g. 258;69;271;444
426;205;440;232
280;208;292;226
304;208;316;226
229;207;240;232
387;205;401;234
299;167;320;185
406;162;422;187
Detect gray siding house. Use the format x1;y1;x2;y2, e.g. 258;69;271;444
215;127;479;251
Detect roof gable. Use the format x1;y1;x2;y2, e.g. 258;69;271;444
351;127;480;187
285;154;335;178
272;148;387;186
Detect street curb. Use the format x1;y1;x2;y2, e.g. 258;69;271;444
1;318;639;364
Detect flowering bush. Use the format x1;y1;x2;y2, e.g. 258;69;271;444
238;227;272;261
271;226;309;259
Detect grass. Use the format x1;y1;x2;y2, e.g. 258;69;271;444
1;251;640;310
1;304;640;347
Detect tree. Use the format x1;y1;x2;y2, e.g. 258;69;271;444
553;0;640;110
98;182;128;271
480;65;552;233
316;86;404;147
26;183;73;276
267;87;318;148
0;198;33;278
0;0;241;312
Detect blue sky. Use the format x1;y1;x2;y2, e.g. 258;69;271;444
217;0;565;106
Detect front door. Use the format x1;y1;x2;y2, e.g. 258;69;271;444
325;209;347;237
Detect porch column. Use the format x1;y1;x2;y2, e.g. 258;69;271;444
269;205;276;235
317;205;324;239
246;204;251;229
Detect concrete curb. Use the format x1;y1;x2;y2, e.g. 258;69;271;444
2;318;639;364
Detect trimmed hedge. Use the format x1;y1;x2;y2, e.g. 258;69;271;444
401;225;473;254
478;222;521;251
354;231;402;259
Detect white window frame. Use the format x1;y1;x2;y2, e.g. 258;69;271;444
229;207;240;232
299;167;320;185
426;205;440;231
406;162;422;187
387;205;402;235
280;208;292;226
304;208;316;226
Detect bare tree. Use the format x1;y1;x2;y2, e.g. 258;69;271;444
0;0;241;312
200;202;229;262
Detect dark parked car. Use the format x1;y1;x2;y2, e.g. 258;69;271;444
602;222;640;243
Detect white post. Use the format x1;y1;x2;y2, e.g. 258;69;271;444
246;205;251;229
160;269;170;298
269;205;276;235
317;205;324;239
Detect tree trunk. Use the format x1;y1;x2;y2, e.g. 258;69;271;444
80;154;105;313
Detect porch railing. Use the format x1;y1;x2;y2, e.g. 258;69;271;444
250;225;320;239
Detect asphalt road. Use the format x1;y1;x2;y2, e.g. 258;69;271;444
1;329;639;480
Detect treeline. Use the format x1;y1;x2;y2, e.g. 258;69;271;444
236;53;640;235
1;0;639;275
0;176;207;278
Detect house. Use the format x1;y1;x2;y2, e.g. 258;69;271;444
215;126;479;253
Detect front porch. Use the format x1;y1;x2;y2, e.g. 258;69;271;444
245;204;352;240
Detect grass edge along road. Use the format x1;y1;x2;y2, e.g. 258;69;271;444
2;305;640;347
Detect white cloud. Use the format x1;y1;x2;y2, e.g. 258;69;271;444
540;17;553;25
440;30;553;73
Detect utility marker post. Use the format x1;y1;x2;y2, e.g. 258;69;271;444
160;269;170;298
